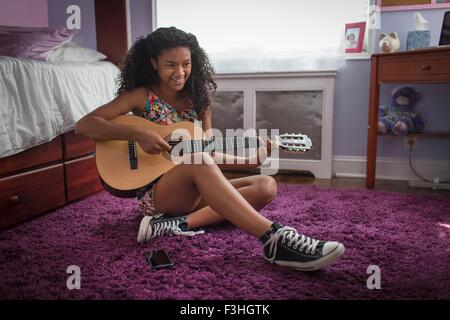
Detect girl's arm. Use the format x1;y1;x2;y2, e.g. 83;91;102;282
75;87;171;154
201;108;271;170
75;87;146;141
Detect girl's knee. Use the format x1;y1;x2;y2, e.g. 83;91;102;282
185;152;214;164
183;152;220;174
255;175;278;203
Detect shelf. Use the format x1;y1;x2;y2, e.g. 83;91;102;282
379;132;450;138
367;46;450;189
408;132;450;138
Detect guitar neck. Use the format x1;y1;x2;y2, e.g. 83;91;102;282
170;136;262;153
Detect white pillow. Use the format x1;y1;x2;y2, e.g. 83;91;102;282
43;41;107;62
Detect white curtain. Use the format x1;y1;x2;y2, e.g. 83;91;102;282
155;0;370;73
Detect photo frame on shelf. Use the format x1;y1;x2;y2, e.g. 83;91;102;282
345;22;366;53
377;0;450;11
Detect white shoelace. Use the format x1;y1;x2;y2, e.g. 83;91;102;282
264;226;320;262
147;219;204;240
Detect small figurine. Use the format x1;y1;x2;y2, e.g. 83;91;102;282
379;32;400;53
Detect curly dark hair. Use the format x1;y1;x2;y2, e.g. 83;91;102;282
116;27;217;116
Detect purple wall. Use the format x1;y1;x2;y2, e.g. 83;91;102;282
47;0;97;50
333;9;450;160
0;0;48;27
130;0;153;44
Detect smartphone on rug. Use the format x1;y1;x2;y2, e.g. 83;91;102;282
145;249;174;269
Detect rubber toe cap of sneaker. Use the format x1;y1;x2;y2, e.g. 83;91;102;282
137;216;152;243
322;241;344;256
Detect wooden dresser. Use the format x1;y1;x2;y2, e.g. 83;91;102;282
366;46;450;188
0;132;103;230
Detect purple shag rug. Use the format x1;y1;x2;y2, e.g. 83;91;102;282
0;184;449;300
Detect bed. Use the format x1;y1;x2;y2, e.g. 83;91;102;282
0;56;120;159
0;57;120;230
0;0;129;230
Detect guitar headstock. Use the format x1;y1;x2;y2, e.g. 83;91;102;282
275;133;312;153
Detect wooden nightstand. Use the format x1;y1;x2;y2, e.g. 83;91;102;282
366;46;450;189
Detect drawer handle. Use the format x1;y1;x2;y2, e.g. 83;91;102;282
9;195;20;204
421;64;431;71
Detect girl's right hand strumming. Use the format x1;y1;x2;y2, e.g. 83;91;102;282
135;127;172;155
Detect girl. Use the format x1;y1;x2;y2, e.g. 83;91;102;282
75;27;344;271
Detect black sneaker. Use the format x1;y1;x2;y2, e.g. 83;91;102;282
260;223;345;271
137;214;204;243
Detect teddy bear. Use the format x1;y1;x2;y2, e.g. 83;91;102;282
379;32;401;53
377;87;425;135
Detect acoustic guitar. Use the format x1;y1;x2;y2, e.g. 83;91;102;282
96;115;312;198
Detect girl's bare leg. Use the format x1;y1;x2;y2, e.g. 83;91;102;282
153;154;274;237
186;175;277;230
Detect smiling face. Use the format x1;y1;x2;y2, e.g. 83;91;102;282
151;46;192;92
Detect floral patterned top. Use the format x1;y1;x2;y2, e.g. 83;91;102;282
136;90;200;201
142;90;199;125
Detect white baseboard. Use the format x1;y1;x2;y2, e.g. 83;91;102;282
333;156;450;182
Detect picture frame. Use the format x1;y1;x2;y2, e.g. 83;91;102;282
377;0;450;12
345;22;366;53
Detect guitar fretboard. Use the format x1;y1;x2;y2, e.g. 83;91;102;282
126;137;261;170
170;137;260;153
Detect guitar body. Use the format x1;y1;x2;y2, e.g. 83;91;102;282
96;115;202;198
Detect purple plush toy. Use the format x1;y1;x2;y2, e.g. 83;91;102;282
377;87;425;135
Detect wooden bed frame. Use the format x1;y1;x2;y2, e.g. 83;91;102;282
0;0;129;230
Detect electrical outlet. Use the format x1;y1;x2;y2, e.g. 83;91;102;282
404;136;418;149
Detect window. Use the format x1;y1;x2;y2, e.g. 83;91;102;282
155;0;372;73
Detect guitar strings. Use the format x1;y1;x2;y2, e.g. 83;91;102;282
166;137;260;149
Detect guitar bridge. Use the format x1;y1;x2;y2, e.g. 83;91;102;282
128;140;138;170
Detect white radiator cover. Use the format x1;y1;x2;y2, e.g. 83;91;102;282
213;71;337;179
